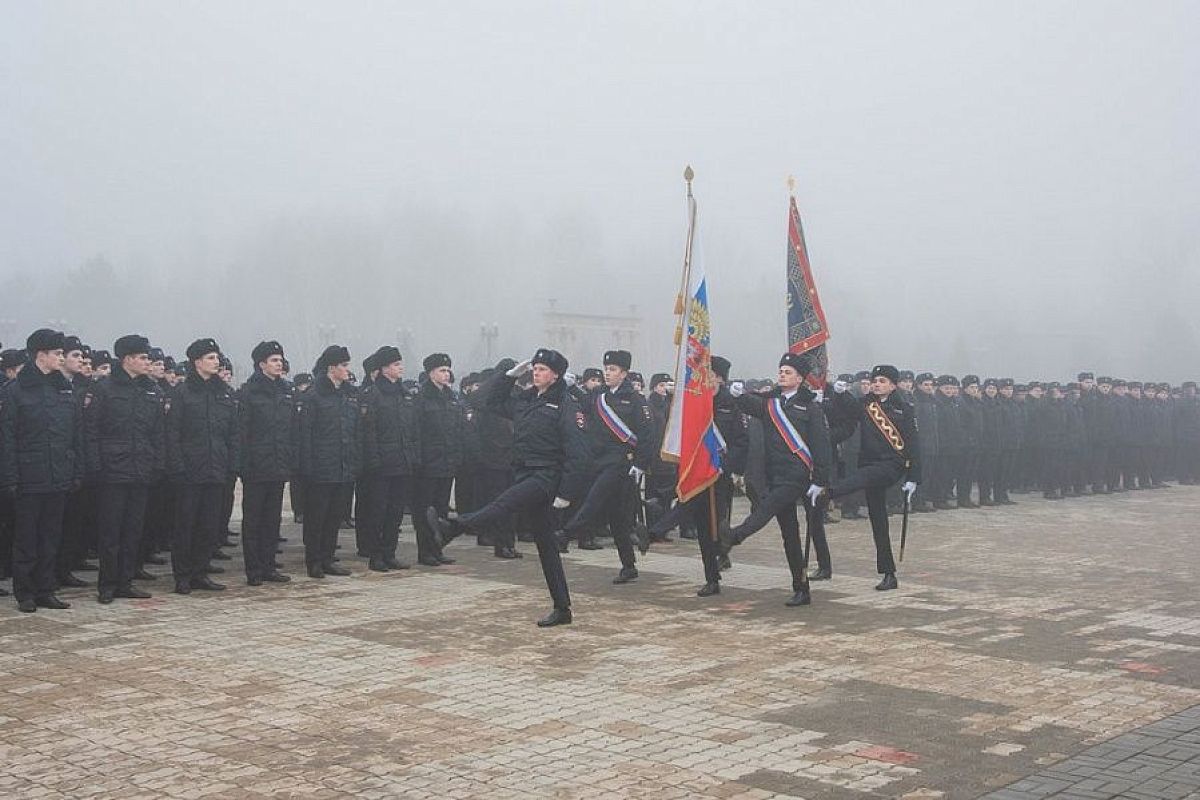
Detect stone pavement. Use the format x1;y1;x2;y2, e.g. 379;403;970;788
1;485;1198;799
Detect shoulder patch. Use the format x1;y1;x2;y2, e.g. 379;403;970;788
575;411;586;429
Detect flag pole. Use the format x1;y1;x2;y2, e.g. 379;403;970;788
662;166;697;465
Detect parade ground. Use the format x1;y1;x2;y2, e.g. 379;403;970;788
1;488;1198;800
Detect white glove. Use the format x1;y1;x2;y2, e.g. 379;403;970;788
731;473;745;492
833;380;849;394
729;381;745;398
806;484;825;504
665;381;675;394
902;481;917;499
813;389;825;403
563;371;577;387
506;359;532;378
628;466;645;481
552;497;571;509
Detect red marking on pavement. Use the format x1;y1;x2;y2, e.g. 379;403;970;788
713;601;754;614
413;653;459;667
131;598;169;610
1119;661;1167;675
854;745;920;765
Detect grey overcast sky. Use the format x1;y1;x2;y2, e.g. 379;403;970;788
2;1;1197;378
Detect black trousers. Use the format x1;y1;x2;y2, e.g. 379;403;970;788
173;483;222;584
830;461;902;574
977;450;1000;503
474;468;515;550
144;482;174;553
96;483;149;594
687;475;729;585
412;476;453;560
460;471;570;609
563;463;637;570
289;480;304;518
354;476;378;556
302;481;350;568
730;477;823;590
365;473;413;560
0;490;13;578
242;481;284;580
12;491;67;601
58;485;91;577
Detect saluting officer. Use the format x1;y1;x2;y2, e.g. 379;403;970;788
717;352;831;607
1;329;82;612
561;350;652;583
238;341;294;586
167;338;239;595
429;349;589;626
822;365;920;591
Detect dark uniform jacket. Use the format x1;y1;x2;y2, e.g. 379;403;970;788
485;374;590;499
935;394;965;455
417;380;469;478
714;385;749;476
998;396;1023;452
582;379;653;471
0;366;83;493
465;382;514;473
167;372;239;485
237;371;295;483
960;394;984;452
361;375;422;477
83;366;164;484
980;396;1002;451
735;385;832;487
828;389;921;483
297;375;360;484
914;391;940;457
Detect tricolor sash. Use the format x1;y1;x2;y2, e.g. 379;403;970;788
865;401;906;454
596;392;637;446
767;398;813;473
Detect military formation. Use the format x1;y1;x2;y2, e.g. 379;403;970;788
3;328;1200;626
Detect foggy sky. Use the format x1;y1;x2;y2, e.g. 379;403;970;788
2;1;1198;380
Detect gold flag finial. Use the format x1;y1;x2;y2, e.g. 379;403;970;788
684;165;694;184
787;174;796;194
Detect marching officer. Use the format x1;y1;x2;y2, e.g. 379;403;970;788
822;365;920;591
238;340;294;586
297;345;360;578
561;349;652;583
167;338;239;595
717;352;831;607
429;349;589;626
1;329;82;612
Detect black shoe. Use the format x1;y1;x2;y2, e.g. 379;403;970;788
58;573;88;588
172;582;191;595
578;537;603;550
697;582;720;597
368;558;391;572
495;547;522;559
212;549;232;561
680;529;698;539
190;577;226;591
36;594;71;610
536;607;573;627
247;576;264;586
957;500;978;509
635;525;650;555
718;554;732;571
785;588;812;606
875;573;898;591
306;565;325;579
205;564;226;575
116;584;151;599
133;569;157;581
144;555;167;566
17;597;36;613
77;560;100;570
612;567;639;584
263;572;291;583
322;564;351;576
436;555;456;565
715;522;740;557
383;557;410;570
99;589;117;603
426;507;464;549
808;567;832;581
417;556;441;567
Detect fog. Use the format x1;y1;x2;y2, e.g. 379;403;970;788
2;1;1197;381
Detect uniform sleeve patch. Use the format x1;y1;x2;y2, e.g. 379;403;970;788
575;412;586;429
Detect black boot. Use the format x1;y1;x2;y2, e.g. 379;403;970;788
808;567;831;581
368;558;390;572
875;573;898;591
307;564;326;578
133;568;157;581
578;534;603;550
322;563;351;576
696;582;720;597
263;572;291;583
494;547;522;559
426;507;463;548
35;594;72;609
785;587;811;606
612;566;639;584
536;607;572;627
190;577;226;591
715;522;740;557
383;556;409;570
17;597;36;613
116;584;151;599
